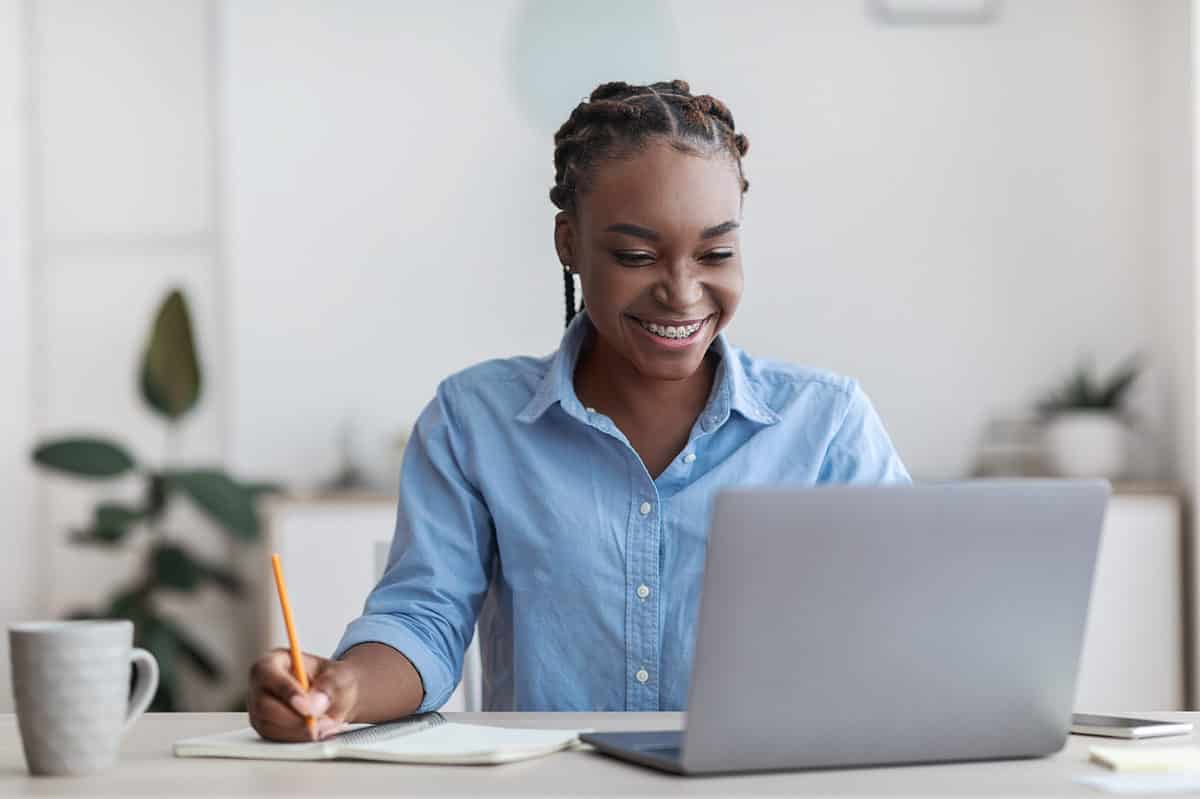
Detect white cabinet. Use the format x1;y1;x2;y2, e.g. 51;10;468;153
1074;490;1185;711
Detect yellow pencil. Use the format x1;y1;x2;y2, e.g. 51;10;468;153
270;553;317;739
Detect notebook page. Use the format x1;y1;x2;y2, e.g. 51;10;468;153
173;727;335;760
173;713;443;760
340;723;582;765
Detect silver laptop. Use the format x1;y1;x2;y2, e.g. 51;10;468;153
582;479;1110;775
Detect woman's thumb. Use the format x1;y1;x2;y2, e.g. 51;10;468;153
308;669;355;721
291;689;330;716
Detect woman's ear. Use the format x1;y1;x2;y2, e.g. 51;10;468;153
554;211;575;272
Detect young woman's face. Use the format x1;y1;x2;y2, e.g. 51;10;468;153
556;139;745;382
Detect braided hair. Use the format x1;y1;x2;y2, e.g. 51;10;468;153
552;80;751;327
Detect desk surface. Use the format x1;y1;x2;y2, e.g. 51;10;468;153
0;711;1195;797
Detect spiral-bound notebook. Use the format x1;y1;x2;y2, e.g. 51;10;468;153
173;713;584;766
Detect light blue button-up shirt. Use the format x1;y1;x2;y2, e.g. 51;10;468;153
334;313;910;712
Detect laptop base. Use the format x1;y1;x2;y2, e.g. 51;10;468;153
580;731;686;774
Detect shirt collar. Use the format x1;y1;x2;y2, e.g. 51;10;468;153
708;332;781;428
515;313;780;428
515;312;593;424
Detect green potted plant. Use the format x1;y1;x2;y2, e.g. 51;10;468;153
30;289;277;711
1035;354;1142;479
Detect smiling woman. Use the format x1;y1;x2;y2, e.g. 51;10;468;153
564;138;745;476
247;79;911;738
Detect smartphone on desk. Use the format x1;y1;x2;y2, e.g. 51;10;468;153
1071;713;1194;739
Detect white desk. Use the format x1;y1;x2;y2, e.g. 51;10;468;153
1;712;1195;797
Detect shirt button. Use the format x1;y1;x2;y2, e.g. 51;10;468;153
635;668;649;684
683;453;696;464
586;406;596;413
636;584;650;599
639;501;652;515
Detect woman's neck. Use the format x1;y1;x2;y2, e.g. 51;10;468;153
573;326;718;431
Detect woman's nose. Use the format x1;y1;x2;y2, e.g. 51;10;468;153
654;262;704;308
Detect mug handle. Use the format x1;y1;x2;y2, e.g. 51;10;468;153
124;647;159;732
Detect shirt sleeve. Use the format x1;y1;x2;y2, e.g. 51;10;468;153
817;381;911;484
332;378;495;712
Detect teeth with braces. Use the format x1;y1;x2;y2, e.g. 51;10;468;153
638;319;703;339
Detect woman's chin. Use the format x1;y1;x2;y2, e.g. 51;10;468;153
626;339;713;381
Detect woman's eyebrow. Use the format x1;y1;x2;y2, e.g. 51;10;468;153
602;220;740;241
603;223;660;241
700;220;740;239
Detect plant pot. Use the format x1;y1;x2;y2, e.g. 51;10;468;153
1043;410;1128;479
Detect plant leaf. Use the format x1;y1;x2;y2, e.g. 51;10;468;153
139;363;172;421
96;502;143;529
149;681;178;712
32;437;136;478
244;481;285;497
160;617;223;682
201;562;244;595
140;289;202;421
1036;354;1141;414
1099;354;1143;408
70;528;126;546
86;501;145;544
167;470;260;541
108;588;150;622
151;542;243;595
152;544;204;592
138;615;180;712
69;504;141;545
145;473;170;520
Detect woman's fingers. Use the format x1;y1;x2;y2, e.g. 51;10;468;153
300;652;326;678
249;688;315;742
290;689;330;717
315;718;352;740
248;649;347;741
309;660;359;724
250;649;305;703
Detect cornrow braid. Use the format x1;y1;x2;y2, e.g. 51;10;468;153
551;79;751;327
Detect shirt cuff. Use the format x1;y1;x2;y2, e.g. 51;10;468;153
332;616;455;714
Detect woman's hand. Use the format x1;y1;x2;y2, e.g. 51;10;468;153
248;649;360;741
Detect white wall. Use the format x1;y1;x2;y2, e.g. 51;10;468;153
1144;0;1194;493
3;0;1197;711
0;0;34;714
21;0;251;711
223;0;1181;484
1145;1;1198;701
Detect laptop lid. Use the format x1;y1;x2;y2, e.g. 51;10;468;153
680;479;1109;774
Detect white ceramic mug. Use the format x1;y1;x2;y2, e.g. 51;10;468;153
8;620;158;776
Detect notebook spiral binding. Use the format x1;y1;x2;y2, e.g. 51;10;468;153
334;712;446;746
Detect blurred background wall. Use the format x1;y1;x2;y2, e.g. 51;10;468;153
0;0;1196;710
1;0;35;718
222;0;1194;486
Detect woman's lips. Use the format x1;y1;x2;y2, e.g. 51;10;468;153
627;314;713;350
629;315;710;326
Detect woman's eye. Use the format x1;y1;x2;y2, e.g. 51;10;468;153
614;252;655;266
612;250;734;266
